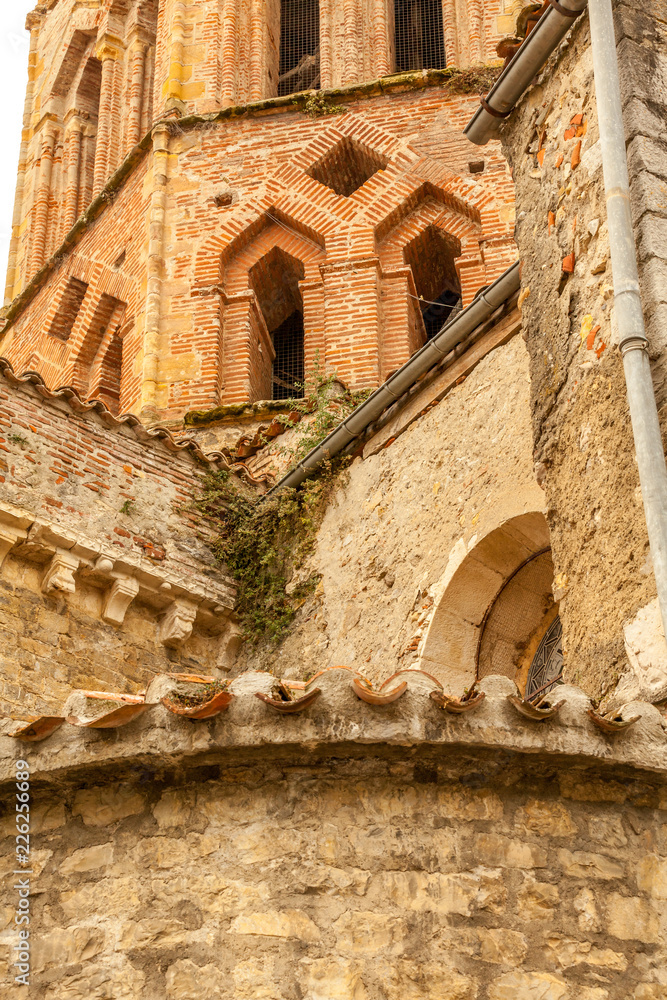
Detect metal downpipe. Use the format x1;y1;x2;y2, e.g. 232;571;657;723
589;0;667;635
465;0;588;146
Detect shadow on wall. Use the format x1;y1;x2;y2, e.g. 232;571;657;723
419;512;561;696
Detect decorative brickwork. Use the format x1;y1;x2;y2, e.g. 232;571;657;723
1;0;520;422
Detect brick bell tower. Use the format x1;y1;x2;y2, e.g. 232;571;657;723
0;0;520;424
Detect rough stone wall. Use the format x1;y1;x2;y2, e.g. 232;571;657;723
0;747;665;999
2;81;516;422
616;0;667;408
498;8;667;704
241;331;545;686
0;366;237;717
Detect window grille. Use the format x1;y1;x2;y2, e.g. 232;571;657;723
422;290;462;340
278;0;320;96
272;311;305;399
524;616;564;700
394;0;446;72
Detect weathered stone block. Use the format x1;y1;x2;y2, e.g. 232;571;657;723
231;909;321;942
557;849;625;880
474;833;547;869
606;893;661;944
72;786;146;827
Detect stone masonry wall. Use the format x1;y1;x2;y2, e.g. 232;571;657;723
0;746;665;999
241;330;546;688
498;7;667;704
0;365;237;718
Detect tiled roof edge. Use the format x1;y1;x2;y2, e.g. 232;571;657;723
0;358;270;486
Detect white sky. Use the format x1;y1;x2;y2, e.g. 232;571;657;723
0;3;37;286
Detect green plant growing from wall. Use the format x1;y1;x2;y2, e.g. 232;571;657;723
196;362;369;645
296;93;346;117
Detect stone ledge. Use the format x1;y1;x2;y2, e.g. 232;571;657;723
2;673;666;787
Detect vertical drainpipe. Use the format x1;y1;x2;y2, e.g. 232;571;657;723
5;12;40;305
589;0;667;636
141;123;171;421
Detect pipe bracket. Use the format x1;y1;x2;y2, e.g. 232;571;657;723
479;97;513;119
547;0;584;17
620;338;649;356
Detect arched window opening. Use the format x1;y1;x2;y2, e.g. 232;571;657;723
249;247;306;400
404;225;462;342
394;0;446;73
278;0;320;96
419;512;559;695
76;57;102;210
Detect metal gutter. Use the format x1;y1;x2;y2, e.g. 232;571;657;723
588;0;667;636
464;0;588;146
268;260;521;494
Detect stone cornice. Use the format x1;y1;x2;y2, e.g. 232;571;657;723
2;672;666;788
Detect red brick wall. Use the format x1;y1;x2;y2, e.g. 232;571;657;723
3;82;515;421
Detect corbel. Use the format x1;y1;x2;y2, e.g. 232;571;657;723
42;551;80;595
102;575;140;626
158;598;198;648
0;524;27;568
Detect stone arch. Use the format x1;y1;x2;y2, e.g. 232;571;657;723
419;510;557;694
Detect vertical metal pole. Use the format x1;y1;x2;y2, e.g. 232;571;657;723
589;0;667;636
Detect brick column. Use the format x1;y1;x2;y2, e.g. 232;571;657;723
442;0;456;67
5;12;40;304
220;0;239;106
29;126;57;276
322;258;382;388
320;0;333;89
63;116;84;233
93;41;122;196
141;125;171;421
370;0;392;78
380;266;425;379
343;0;362;85
127;36;149;150
300;279;326;376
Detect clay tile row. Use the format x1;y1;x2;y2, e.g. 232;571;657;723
3;666;653;743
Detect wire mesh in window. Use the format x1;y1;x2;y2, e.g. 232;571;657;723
272;311;305;399
404;224;461;343
422;290;462;340
278;0;320;96
394;0;446;72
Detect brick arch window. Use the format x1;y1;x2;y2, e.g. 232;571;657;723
248;247;306;400
278;0;320;95
394;0;446;72
404;224;461;342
